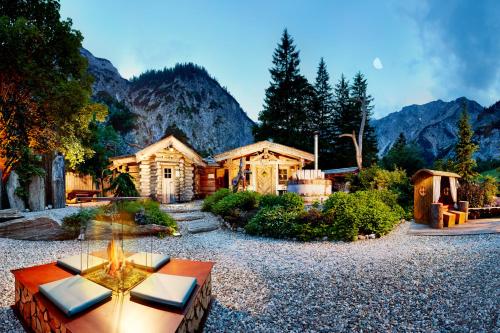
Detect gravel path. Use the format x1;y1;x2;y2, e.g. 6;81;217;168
0;222;498;332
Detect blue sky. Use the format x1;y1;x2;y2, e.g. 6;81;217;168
60;0;499;120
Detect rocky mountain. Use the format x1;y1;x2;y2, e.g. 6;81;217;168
82;48;254;156
373;97;500;163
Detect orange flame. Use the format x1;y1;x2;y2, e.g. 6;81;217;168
107;238;124;277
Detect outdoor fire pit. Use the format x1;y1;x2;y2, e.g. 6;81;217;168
11;199;214;333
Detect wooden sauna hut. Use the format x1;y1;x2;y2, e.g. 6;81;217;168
411;169;467;226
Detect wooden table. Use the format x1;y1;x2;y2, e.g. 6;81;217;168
11;259;214;333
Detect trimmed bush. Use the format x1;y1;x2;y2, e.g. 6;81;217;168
353;191;401;236
259;192;304;211
202;188;232;212
245;206;300;238
212;191;260;218
62;208;98;238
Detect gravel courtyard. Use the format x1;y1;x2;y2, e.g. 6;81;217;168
0;222;498;332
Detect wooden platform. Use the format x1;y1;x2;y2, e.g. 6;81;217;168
11;259;214;333
409;219;500;236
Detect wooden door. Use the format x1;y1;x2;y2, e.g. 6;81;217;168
162;167;175;203
256;165;275;194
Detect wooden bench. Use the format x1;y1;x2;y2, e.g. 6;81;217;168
449;210;467;224
443;212;456;227
66;190;101;203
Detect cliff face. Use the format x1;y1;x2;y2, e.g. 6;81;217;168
82;48;254;156
373;97;499;162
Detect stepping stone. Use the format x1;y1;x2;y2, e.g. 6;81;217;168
187;220;219;234
170;213;206;222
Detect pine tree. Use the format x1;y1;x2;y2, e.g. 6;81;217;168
253;29;315;151
393;132;407;150
454;105;478;182
331;74;352;167
349;72;378;166
310;58;335;168
381;132;425;176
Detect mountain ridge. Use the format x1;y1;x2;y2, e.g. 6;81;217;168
373;97;499;163
82;48;255;156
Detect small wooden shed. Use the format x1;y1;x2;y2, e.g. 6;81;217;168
411;169;461;224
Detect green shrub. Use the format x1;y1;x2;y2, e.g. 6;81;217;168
212;191;260;218
353;191;401;236
62;208;98;238
106;172;139;197
259;192;304;211
323;192;359;241
322;191;401;240
202;188;232;212
245;206;300;238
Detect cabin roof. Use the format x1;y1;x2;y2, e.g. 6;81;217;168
213;141;314;162
110;136;206;166
411;169;461;184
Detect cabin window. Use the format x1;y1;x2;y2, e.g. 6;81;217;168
278;169;288;185
164;168;172;179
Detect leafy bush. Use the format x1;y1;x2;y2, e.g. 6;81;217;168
245;206;300;238
62;208;98;238
322;191;402;241
212;191;260;218
259;192;304;211
353;191;401;236
322;192;359;241
202;188;232;212
459;177;499;208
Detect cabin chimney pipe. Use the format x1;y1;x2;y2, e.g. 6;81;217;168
314;132;319;170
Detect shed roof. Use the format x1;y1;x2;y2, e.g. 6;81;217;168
213;141;314;162
323;167;359;175
411;169;461;184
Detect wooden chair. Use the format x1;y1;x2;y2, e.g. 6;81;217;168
443;211;456;227
449;210;466;224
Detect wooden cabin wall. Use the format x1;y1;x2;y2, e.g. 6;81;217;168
198;167;217;198
413;175;433;224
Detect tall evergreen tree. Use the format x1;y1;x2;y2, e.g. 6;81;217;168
253;29;315;151
454;105;478;182
331;74;352;167
310;58;335;168
349;72;378;166
381;132;425;176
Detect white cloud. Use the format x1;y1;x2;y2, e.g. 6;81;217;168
373;57;383;70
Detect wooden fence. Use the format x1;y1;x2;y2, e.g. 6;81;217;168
65;172;98;193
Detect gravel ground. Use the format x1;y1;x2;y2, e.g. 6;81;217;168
0;222;499;332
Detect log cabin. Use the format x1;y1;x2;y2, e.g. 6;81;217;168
211;141;314;196
109;137;315;202
110;136;206;203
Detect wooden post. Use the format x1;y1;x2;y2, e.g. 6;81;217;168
431;203;443;229
459;201;469;221
51;154;66;209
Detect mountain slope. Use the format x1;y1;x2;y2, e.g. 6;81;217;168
82;49;254;156
373;97;499;163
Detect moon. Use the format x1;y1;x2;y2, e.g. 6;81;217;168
372;57;383;70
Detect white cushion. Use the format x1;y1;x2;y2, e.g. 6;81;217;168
130;273;196;308
126;252;170;271
39;275;112;316
57;254;108;274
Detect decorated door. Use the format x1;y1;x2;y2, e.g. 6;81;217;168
256;165;275;194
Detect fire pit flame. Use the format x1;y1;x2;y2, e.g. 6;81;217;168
106;238;125;278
